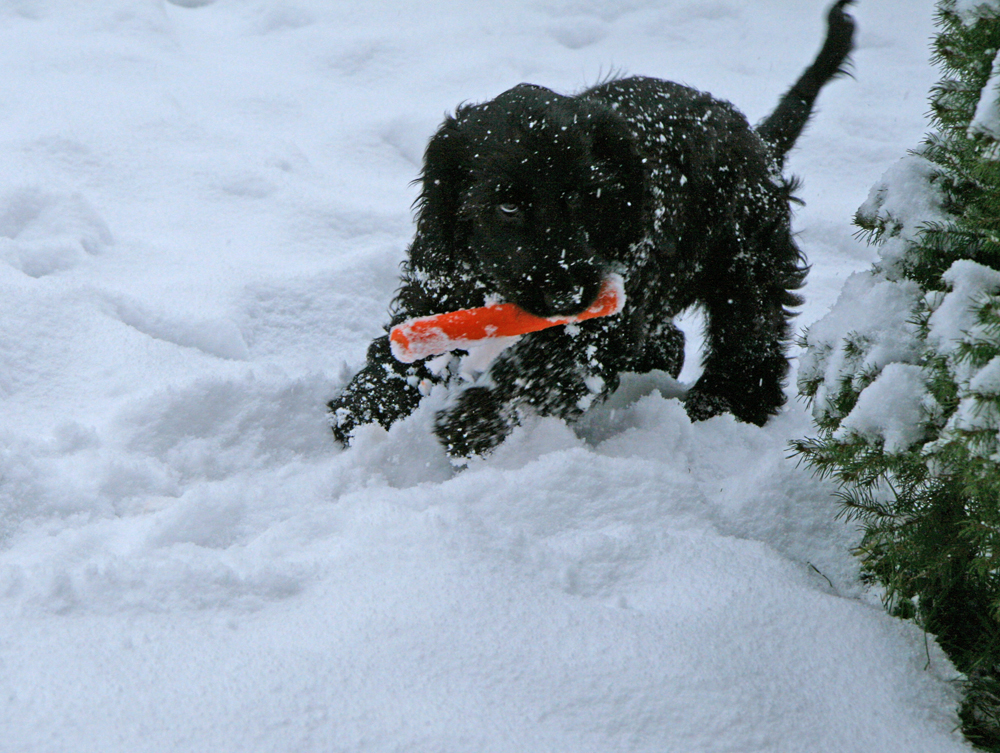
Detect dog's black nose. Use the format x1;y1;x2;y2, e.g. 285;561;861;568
510;260;603;319
536;267;603;317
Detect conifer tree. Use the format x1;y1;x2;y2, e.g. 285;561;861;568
793;0;1000;745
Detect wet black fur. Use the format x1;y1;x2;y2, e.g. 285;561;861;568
328;1;855;457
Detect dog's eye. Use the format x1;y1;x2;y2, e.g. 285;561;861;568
497;203;521;219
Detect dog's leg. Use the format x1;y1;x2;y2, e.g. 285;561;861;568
434;322;623;456
685;226;802;426
327;335;433;445
434;384;519;457
686;294;790;426
629;319;685;378
328;243;479;446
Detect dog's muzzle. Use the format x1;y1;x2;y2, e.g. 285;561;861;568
518;263;603;318
542;285;592;316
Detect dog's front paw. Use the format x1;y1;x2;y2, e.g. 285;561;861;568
327;335;428;447
434;386;517;458
328;399;360;447
684;380;781;426
683;387;734;423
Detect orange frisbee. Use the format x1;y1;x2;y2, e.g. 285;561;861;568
389;274;625;363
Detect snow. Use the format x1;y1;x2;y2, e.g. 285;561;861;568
797;270;926;420
928;260;1000;358
0;0;973;751
943;361;1000;453
969;49;1000;142
855;154;950;275
925;261;1000;456
796;148;954;432
835;362;932;452
955;0;1000;25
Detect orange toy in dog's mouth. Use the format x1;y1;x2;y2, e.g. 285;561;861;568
389;274;626;364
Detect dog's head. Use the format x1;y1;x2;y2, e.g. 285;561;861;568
415;84;647;318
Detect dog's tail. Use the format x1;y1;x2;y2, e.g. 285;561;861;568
756;0;856;165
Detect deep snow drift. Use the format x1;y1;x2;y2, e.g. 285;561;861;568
0;1;976;750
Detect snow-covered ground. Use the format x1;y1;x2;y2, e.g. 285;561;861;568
0;1;975;750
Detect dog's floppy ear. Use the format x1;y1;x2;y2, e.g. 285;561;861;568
583;107;648;249
414;112;471;246
587;108;647;210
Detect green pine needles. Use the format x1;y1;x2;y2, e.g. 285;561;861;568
792;0;1000;746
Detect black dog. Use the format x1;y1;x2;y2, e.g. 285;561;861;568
329;1;855;457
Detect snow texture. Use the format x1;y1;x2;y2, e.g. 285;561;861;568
855;154;950;274
955;0;1000;25
927;261;1000;455
835;362;932;451
0;1;972;751
970;49;1000;141
798;270;926;421
798;150;952;442
928;260;1000;358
